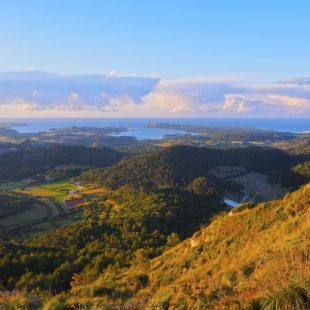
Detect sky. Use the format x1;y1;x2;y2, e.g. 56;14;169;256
0;0;310;118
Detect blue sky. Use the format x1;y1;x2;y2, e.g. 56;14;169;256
0;1;309;117
1;0;310;79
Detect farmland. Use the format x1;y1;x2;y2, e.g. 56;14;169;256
0;179;111;237
0;202;49;228
18;181;76;202
0;181;29;190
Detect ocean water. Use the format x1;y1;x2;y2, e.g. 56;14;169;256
1;118;309;140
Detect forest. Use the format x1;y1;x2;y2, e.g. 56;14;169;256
77;145;296;190
0;132;309;309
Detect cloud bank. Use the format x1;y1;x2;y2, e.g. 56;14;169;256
0;71;310;117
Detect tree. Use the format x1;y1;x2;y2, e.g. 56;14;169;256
187;177;217;196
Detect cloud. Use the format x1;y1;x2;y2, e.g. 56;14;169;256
142;76;240;115
142;77;310;116
0;71;159;112
0;71;310;117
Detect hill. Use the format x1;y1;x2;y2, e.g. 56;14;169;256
0;145;125;181
148;122;297;142
77;183;309;309
78;145;293;190
269;160;310;187
0;185;226;299
285;136;310;156
1;185;308;309
0;145;309;309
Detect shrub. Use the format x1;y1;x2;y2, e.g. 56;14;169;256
43;295;69;310
247;299;262;310
241;262;256;278
4;293;41;310
156;294;171;310
261;284;310;310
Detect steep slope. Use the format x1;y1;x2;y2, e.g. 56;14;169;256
78;145;292;190
75;184;310;309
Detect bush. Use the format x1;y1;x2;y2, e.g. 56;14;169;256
261;284;310;310
241;262;256;278
156;294;171;310
247;299;262;310
8;296;41;310
43;295;69;310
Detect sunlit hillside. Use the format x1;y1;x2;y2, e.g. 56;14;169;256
67;184;310;309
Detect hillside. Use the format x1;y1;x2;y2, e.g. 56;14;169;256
0;185;226;300
70;184;310;309
0;146;309;309
0;145;125;181
78;145;293;190
285;136;310;156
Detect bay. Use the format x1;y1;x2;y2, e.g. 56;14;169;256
0;118;309;140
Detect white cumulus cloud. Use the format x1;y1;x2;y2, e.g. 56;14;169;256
0;71;310;117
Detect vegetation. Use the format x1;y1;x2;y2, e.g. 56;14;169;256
269;160;310;187
0;145;125;181
20;181;76;202
78;145;293;190
0;185;226;296
0;136;309;309
0;192;35;219
65;183;309;309
148;122;297;142
285;136;310;156
47;168;83;180
0;181;309;309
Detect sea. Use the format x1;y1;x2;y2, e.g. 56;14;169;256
1;118;309;140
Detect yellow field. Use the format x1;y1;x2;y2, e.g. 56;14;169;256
82;188;110;195
16;181;76;203
19;188;59;197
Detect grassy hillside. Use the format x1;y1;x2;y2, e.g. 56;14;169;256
0;145;309;309
69;184;310;309
285;137;310;156
78;145;293;190
0;185;309;309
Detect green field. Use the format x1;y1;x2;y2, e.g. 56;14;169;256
18;180;76;202
0;181;28;190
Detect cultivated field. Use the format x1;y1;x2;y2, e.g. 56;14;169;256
0;181;28;190
0;202;49;228
0;179;112;234
18;181;76;202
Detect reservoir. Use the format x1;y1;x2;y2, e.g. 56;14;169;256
224;198;240;208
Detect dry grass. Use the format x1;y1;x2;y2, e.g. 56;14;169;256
82;187;111;196
86;183;310;309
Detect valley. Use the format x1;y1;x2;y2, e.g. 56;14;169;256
0;124;309;309
1;2;310;308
